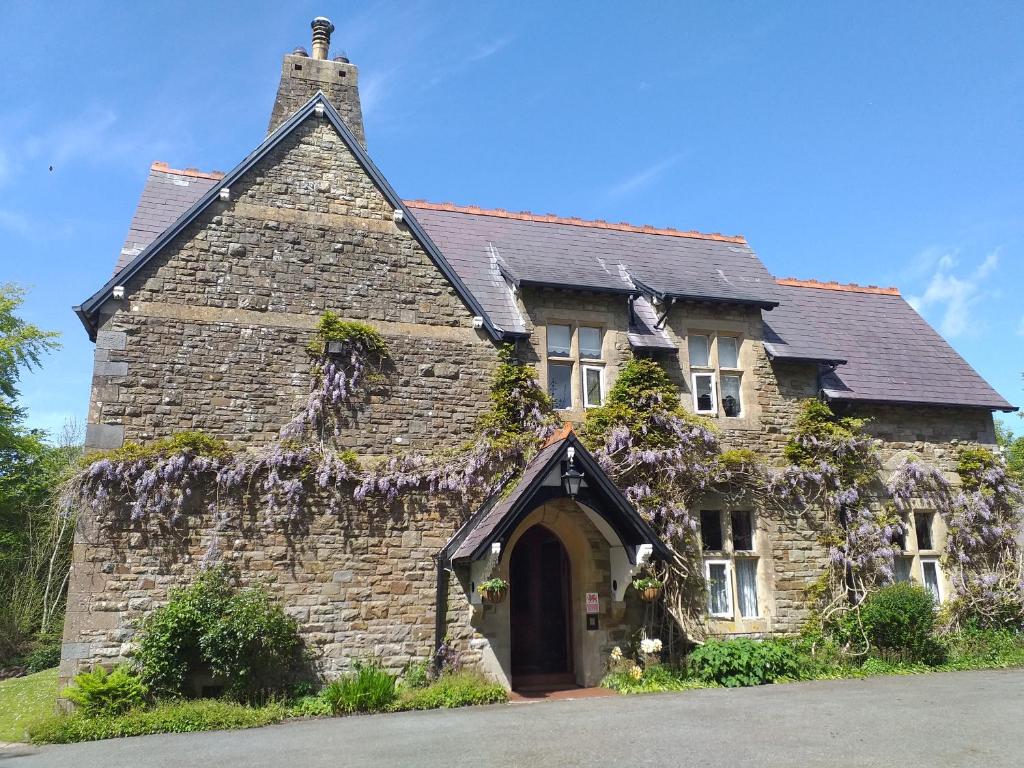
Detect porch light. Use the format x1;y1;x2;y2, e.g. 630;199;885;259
562;447;585;498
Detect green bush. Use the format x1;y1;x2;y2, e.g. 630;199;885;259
940;627;1024;668
393;671;507;710
134;567;302;699
29;699;286;744
61;666;147;717
688;638;799;687
859;583;945;664
400;659;431;690
23;636;61;672
321;662;397;714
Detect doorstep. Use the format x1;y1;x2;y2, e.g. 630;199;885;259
509;686;617;703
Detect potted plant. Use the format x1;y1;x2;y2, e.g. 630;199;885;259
477;577;509;604
633;576;664;602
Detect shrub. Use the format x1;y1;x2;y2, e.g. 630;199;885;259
858;583;945;664
393;671;507;710
321;662;397;714
30;699;286;744
61;666;147;717
134;567;302;699
940;627;1024;668
688;638;799;687
23;636;61;672
401;659;431;690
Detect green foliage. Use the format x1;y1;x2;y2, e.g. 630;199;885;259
400;659;431;690
0;428;81;665
0;283;60;425
858;583;945;664
29;698;288;745
321;662;397;714
956;446;999;491
393;671;507;710
61;665;147;717
0;667;58;743
83;430;230;467
995;422;1024;481
632;576;663;591
477;577;508;594
478;345;554;439
601;664;712;694
688;638;800;687
134;567;301;699
309;312;390;358
22;636;61;672
784;399;874;481
939;627;1024;669
718;448;759;470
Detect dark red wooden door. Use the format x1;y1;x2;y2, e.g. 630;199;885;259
510;525;572;680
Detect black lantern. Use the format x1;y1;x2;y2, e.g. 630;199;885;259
561;447;585;498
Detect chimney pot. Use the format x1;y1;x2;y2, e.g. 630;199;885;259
311;16;334;60
292;46;309;57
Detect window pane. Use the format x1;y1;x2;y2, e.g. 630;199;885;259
688;335;710;367
736;559;759;618
894;557;912;583
921;561;941;603
548;363;572;409
547;325;571;357
700;510;723;551
731;510;753;551
721;375;741;417
579;327;602;359
719;336;739;369
583;367;603;407
694;374;714;413
707;563;730;615
915;513;933;550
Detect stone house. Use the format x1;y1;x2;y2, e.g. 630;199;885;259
62;17;1015;691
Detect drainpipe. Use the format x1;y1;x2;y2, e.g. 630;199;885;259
433;551;450;671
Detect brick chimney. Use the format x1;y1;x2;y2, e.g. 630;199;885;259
268;16;366;147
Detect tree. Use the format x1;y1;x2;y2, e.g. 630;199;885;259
996;421;1024;481
0;284;63;663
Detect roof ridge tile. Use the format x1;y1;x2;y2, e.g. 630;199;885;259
776;277;900;295
150;161;225;181
404;199;747;244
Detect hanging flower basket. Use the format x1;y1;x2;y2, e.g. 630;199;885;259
633;577;663;602
478;578;509;604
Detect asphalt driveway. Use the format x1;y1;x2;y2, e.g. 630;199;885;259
4;669;1021;768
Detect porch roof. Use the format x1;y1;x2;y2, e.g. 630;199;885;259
444;426;670;563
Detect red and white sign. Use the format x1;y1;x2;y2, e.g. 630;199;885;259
585;592;600;614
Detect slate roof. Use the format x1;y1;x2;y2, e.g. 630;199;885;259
445;427;670;562
764;279;1015;411
115;163;223;273
86;96;1014;413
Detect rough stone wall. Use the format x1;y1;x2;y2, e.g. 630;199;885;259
62;492;474;685
268;53;365;146
85;118;496;455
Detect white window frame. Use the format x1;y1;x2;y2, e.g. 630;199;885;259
919;557;943;603
733;556;761;619
692;372;717;415
581;364;605;409
547;361;573;411
705;558;733;618
720;373;743;418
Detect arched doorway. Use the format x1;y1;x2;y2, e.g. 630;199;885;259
510;524;573;686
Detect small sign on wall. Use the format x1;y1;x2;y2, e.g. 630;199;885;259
585;592;600;615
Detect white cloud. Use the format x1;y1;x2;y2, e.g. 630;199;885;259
906;248;1001;337
606;153;685;198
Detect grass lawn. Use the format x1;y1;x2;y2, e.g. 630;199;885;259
0;668;58;743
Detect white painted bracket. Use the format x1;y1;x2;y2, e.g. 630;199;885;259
219;187;230;201
610;543;655;601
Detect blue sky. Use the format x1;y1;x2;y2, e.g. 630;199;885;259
2;0;1022;438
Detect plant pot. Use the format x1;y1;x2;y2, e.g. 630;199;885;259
481;586;507;604
640;586;662;602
